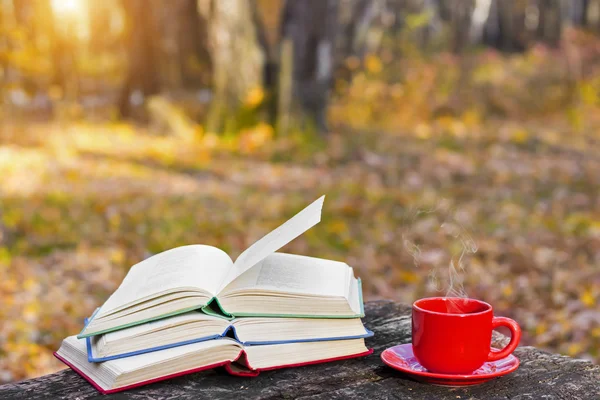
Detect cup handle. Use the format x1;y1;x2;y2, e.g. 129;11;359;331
487;316;522;362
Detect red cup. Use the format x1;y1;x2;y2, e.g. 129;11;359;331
412;297;521;374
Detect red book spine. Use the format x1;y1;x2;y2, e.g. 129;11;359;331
54;348;374;394
225;349;375;376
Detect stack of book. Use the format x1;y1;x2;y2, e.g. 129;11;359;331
55;196;373;394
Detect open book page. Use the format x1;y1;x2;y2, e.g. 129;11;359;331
221;253;351;297
97;245;233;318
217;196;325;293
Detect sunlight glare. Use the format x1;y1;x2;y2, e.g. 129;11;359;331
51;0;83;17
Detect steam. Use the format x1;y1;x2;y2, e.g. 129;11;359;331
402;199;478;312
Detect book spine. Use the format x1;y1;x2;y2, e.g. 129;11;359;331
77;304;207;338
55;348;374;393
224;348;375;376
54;352;235;394
201;297;234;320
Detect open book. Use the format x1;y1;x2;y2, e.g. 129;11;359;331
86;312;373;362
79;196;364;338
56;335;372;394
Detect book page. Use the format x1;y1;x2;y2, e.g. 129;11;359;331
218;196;325;293
102;311;224;343
61;335;241;376
98;245;233;317
221;253;350;297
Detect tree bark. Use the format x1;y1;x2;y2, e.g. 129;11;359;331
2;301;600;400
118;0;160;118
280;0;339;134
88;1;112;54
202;0;266;134
482;0;529;52
537;0;563;46
584;0;600;31
178;0;210;88
0;207;7;246
444;0;475;52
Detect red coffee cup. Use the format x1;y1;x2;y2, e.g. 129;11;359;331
412;297;521;374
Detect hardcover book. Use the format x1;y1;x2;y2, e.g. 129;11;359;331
56;335;373;394
85;312;373;362
78;196;366;338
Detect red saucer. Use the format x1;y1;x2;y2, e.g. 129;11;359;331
381;344;519;386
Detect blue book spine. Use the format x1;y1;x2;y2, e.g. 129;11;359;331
85;318;374;362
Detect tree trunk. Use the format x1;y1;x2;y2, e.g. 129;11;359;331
483;0;502;48
537;0;563;46
498;0;515;51
584;0;600;31
482;0;528;52
178;0;210;88
279;0;339;135
338;0;386;63
0;205;6;246
118;0;160;118
202;0;266;134
444;0;475;52
470;0;493;45
564;0;587;25
88;1;112;53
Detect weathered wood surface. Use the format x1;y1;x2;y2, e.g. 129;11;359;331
1;301;598;399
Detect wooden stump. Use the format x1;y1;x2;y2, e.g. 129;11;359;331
0;301;598;399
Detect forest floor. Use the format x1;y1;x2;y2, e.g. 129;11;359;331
0;113;599;383
3;34;600;382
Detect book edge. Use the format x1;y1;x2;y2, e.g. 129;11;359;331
85;334;224;363
77;304;207;339
56;347;374;394
223;277;365;319
54;352;235;395
84;320;373;359
225;348;374;376
241;330;374;346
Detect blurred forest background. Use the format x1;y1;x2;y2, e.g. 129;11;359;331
1;0;600;383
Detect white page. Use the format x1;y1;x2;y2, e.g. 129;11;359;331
102;312;224;343
62;335;240;374
97;245;233;318
222;253;350;297
217;195;325;292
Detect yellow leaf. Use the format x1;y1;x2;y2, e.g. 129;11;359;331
23;278;36;291
0;247;11;265
415;123;431;139
400;270;419;284
567;343;583;357
327;220;348;235
535;322;547;336
244;87;265;108
461;109;481;128
23;302;39;321
48;85;63;100
510;128;529;144
502;285;513;297
579;82;597;105
580;289;595;307
365;54;383;75
110;249;126;264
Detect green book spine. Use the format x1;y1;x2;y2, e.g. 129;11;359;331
76;303;207;338
200;297;235;320
78;279;366;338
